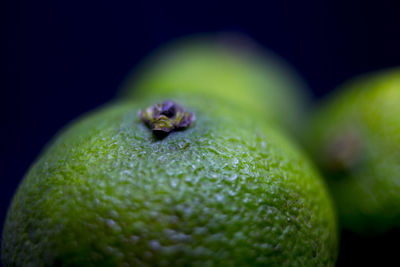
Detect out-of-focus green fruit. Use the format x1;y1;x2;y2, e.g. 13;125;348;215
120;34;309;135
305;68;400;234
2;92;337;265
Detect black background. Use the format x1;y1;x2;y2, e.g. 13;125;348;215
2;0;400;265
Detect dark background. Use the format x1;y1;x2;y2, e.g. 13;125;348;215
2;0;400;265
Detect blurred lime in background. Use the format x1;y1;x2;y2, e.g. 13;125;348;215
120;33;310;136
305;68;400;234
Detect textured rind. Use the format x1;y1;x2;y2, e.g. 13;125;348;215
119;34;309;135
306;68;400;233
2;94;337;266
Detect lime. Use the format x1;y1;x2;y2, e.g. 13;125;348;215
2;94;337;265
305;68;400;234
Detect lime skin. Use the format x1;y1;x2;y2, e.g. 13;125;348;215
2;94;337;266
305;68;400;234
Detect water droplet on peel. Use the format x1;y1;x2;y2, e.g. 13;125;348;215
149;240;161;250
109;209;118;218
228;190;236;196
106;219;121;232
229;174;238;181
170;180;178;188
131;235;140;242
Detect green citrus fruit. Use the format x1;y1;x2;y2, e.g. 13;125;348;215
120;34;309;135
2;92;337;265
305;68;400;234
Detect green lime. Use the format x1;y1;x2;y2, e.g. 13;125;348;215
2;93;337;265
305;68;400;234
120;34;309;135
